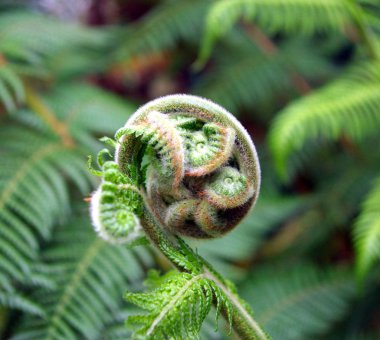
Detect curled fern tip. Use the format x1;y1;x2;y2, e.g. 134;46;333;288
115;94;261;239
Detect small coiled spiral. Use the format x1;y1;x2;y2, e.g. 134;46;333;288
90;160;143;244
113;94;260;239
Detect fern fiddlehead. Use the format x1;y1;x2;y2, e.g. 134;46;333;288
89;153;143;244
89;95;266;339
115;94;260;238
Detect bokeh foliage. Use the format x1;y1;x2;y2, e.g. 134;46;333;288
0;0;379;339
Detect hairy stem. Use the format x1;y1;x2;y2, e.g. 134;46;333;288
140;193;268;340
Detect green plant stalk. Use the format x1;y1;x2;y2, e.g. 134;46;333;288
140;193;268;340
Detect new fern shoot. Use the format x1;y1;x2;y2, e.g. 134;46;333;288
88;94;266;339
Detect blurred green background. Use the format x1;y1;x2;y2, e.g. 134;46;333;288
0;0;379;339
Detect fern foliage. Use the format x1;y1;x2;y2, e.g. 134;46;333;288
241;264;356;339
0;11;104;65
89;153;143;245
0;291;45;317
37;83;135;149
269;61;380;179
114;0;212;61
1;2;379;339
0;63;24;112
13;214;152;340
0;10;109;111
0;82;134;313
199;0;356;64
194;39;334;114
126;269;232;340
0;11;106;69
0;125;90;285
354;176;380;280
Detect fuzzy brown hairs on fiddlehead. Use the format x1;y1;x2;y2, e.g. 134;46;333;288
114;94;261;239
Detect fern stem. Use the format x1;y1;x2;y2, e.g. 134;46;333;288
24;84;75;147
0;53;6;67
46;238;104;340
203;268;268;340
140;194;268;340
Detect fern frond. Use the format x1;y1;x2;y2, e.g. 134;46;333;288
0;11;106;66
354;176;380;280
194;40;334;114
0;63;24;112
0;10;109;110
116;111;185;189
115;0;212;61
13;214;152;340
264;155;380;258
90;160;143;244
20;83;136;151
0;291;45;317
0;84;137;286
241;264;355;339
0;126;92;285
269;61;380;179
199;0;355;63
125;269;232;340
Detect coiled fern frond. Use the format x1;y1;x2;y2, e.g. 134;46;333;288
89;95;266;339
114;94;260;238
90;158;143;244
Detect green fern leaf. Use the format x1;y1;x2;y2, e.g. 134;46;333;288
199;0;355;64
354;176;380;280
195;39;334;113
12;214;152;340
269;61;380;179
0;83;133;289
0;126;92;285
0;291;45;317
0;11;106;65
241;264;355;339
39;83;135;149
125;270;232;340
0;10;109;102
0;64;24;112
115;0;212;61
